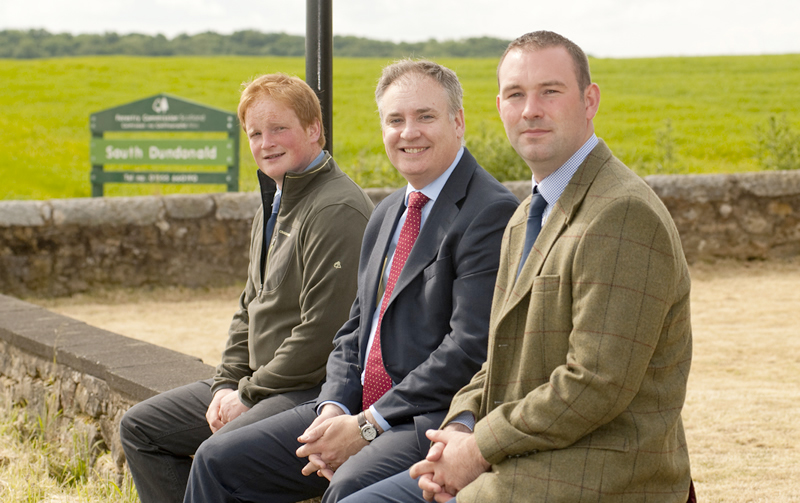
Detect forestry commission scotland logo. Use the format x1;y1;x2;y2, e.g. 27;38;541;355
152;96;169;114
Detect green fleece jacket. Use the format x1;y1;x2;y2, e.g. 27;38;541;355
213;153;373;406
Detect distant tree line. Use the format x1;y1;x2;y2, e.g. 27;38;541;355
0;29;511;59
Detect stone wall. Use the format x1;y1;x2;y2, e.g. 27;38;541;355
0;292;214;480
0;190;393;298
0;193;259;298
646;171;800;261
2;172;799;299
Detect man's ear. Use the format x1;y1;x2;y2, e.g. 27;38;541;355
454;108;466;140
307;119;322;143
584;83;601;120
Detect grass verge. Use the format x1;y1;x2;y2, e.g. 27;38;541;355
0;390;138;502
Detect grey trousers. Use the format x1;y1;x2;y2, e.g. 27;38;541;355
183;402;435;503
119;378;322;503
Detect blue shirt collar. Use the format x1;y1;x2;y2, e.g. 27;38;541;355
276;149;326;197
403;146;464;205
533;135;598;206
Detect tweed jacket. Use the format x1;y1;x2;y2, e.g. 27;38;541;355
445;140;693;502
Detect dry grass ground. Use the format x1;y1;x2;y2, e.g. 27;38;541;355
32;285;243;368
682;260;800;502
28;259;800;502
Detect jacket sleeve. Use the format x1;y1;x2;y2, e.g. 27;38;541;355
315;295;366;413
211;207;262;396
443;212;521;425
443;362;489;424
474;196;686;463
237;203;370;406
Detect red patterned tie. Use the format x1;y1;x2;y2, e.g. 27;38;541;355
362;191;430;410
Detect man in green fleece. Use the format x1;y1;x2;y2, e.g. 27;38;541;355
120;73;374;503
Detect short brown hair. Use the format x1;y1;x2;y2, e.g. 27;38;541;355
238;73;325;148
498;31;592;92
375;59;463;120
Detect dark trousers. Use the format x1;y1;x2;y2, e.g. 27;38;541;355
184;402;435;503
338;470;433;503
119;379;322;503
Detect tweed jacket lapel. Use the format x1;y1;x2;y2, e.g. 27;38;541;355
502;141;612;319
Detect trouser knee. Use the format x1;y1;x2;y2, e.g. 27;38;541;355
193;430;225;466
119;405;144;451
322;467;367;503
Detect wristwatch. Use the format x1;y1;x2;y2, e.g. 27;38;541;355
357;411;379;442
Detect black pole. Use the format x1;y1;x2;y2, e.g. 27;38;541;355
305;0;333;155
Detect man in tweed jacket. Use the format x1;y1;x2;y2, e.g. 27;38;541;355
341;30;694;503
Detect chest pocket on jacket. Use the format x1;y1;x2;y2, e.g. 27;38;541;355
423;255;452;282
264;228;295;292
531;275;561;294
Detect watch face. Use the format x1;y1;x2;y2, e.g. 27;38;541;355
361;424;378;442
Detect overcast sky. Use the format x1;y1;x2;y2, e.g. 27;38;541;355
3;0;798;58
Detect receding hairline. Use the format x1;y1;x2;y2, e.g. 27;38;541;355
375;59;464;120
496;31;592;92
497;48;577;88
377;73;459;120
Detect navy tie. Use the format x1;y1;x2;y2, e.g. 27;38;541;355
517;188;548;277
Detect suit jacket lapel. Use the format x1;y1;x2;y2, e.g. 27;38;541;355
503;141;612;316
387;149;477;306
362;191;405;333
389;187;458;300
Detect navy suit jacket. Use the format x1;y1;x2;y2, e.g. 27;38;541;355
317;148;519;434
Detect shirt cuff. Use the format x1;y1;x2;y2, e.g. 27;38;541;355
316;400;350;416
369;405;392;432
448;411;476;432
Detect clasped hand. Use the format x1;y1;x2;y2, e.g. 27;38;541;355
295;405;368;481
206;388;251;433
409;426;491;502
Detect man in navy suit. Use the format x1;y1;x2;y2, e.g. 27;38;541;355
183;59;518;503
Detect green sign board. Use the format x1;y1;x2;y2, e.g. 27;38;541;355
90;94;236;133
89;93;239;196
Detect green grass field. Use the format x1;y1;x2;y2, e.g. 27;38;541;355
1;54;799;200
